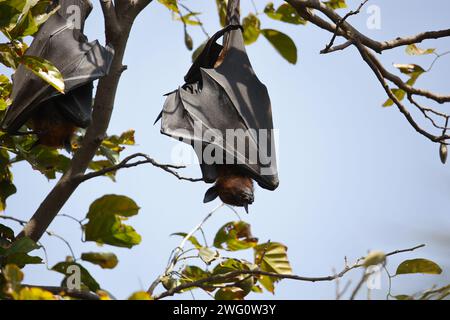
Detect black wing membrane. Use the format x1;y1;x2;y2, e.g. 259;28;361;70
1;0;114;133
158;25;279;191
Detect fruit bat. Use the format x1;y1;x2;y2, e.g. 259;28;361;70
1;0;114;149
155;23;279;211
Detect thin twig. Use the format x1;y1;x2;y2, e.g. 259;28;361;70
76;153;202;183
153;244;425;299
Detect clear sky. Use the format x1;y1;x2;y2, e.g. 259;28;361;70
2;0;450;299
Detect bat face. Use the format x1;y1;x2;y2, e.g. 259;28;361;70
1;0;114;146
157;25;279;196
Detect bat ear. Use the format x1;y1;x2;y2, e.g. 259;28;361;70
203;186;219;203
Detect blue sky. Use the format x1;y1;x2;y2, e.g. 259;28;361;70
2;0;450;299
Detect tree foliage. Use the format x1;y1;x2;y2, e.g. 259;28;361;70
0;0;449;300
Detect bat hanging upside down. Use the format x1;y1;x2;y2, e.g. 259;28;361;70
156;24;279;212
1;0;114;150
202;37;255;212
29;104;76;150
203;165;254;213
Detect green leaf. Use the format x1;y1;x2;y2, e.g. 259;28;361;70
264;3;307;25
242;13;261;45
199;247;220;265
184;29;193;51
363;251;386;268
2;237;42;268
16;145;71;180
97;130;136;165
171;232;202;249
176;12;202;26
52;261;101;292
0;43;19;68
406;44;435;56
157;0;179;13
29;0;59;27
212;259;254;296
261;29;297;64
0;149;16;211
20;55;64;93
395;294;412;300
396;258;443;275
5;237;40;255
215;0;227;27
181;265;211;282
8;10;38;39
128;291;153;300
215;287;245;300
254;242;293;293
81;252;118;269
180;265;213;291
382;88;406;107
6;253;42;268
0;74;12;99
3;264;23;295
0;223;15;247
213;221;258;251
393;63;425;77
323;0;347;10
88;160;117;182
18;287;55;300
0;0;32;30
84;195;142;248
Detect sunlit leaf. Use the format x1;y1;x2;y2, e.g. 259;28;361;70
52;261;101;292
254;242;292;293
171;232;202;249
215;286;245;300
3;264;23;296
81;252;118;269
175;12;202;26
215;0;227;27
396;259;442;275
157;0;179;13
323;0;347;10
18;287;55;300
406;44;435;56
0;149;16;211
84;195;142;248
382;88;406;107
261;29;297;64
242;13;260;45
212;259;255;296
128;291;153;300
213;221;258;251
264;3;307;25
180;265;213;291
199;247;220;265
20;55;64;93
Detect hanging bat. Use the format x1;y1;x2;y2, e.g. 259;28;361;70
1;0;114;150
155;23;279;212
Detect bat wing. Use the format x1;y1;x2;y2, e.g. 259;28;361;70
159;26;279;190
2;1;114;132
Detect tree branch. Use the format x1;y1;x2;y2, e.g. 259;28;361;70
153;244;425;299
287;0;450;144
75;152;202;183
18;0;153;242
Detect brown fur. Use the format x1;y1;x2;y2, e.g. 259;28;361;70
214;165;254;207
30;104;76;148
